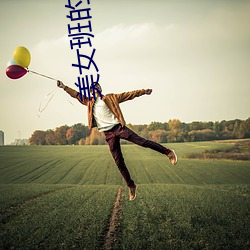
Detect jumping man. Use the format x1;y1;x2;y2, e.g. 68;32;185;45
57;81;177;201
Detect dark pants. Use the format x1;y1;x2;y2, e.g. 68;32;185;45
104;124;171;187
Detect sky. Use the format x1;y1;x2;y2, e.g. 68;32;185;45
0;0;249;144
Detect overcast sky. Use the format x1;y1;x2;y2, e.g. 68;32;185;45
0;0;249;144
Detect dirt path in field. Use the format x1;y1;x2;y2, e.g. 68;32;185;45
103;186;123;250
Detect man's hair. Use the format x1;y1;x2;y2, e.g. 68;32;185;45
90;82;102;94
91;82;101;88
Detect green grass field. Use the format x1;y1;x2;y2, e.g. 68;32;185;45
0;141;249;249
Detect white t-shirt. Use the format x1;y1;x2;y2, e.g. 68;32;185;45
93;97;119;132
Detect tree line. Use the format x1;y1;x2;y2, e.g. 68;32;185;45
29;118;250;145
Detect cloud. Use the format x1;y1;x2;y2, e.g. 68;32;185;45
95;22;154;46
93;23;158;62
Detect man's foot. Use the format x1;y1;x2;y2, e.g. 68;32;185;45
129;185;137;201
167;150;178;165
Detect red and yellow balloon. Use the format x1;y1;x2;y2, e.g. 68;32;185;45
6;46;31;80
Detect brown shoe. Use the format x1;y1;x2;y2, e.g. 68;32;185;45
129;186;137;201
168;150;178;165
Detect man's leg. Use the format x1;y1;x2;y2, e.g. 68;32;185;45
104;131;135;187
118;125;177;165
119;126;171;154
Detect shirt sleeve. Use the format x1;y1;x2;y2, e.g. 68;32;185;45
116;89;146;103
64;86;89;105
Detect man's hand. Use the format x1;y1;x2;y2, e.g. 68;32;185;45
145;89;152;95
57;80;65;89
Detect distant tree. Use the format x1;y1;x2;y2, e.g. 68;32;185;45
150;130;168;143
225;120;235;132
92;137;99;145
140;126;150;140
78;138;86;145
29;130;46;145
45;129;57;145
181;122;189;142
72;123;90;143
218;120;240;140
134;124;148;133
189;121;204;131
188;129;216;141
147;121;167;131
203;129;216;140
168;119;182;131
213;122;221;139
233;119;243;138
55;125;69;145
66;127;75;145
85;136;90;145
239;118;250;138
66;124;89;145
167;119;184;142
87;128;106;145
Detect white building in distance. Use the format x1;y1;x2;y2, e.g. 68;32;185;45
0;131;4;145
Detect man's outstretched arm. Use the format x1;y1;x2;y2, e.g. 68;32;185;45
116;88;153;103
57;80;88;105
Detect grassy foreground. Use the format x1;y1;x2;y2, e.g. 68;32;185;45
0;184;118;249
0;141;249;249
121;184;249;250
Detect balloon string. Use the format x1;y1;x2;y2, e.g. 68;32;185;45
28;68;76;116
28;69;58;81
38;88;58;118
67;99;75;106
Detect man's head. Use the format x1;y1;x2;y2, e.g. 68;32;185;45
90;82;102;98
